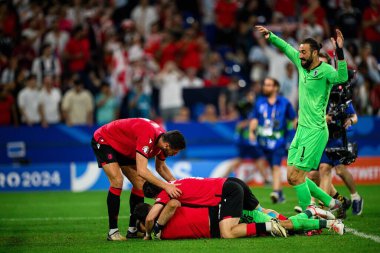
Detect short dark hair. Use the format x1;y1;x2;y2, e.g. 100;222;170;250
143;181;163;198
162;130;186;150
133;203;151;223
301;38;322;53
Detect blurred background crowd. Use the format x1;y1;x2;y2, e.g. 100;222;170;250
0;0;380;127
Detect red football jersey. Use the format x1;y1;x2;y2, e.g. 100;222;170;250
161;207;210;239
93;118;166;160
155;177;227;207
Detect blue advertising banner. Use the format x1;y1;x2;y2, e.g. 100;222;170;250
0;163;71;191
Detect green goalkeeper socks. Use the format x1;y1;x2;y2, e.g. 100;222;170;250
293;181;311;210
306;178;333;207
240;210;272;223
289;217;321;231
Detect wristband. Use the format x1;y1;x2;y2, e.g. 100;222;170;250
336;47;344;60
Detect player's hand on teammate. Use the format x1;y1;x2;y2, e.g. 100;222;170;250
343;118;353;129
165;183;182;198
255;25;270;39
331;29;344;49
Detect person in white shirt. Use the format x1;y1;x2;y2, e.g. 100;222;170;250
44;19;70;57
179;67;204;88
155;61;184;122
17;75;42;125
131;0;158;39
39;75;62;127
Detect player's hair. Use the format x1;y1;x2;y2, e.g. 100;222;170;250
318;52;332;65
162;130;186;150
143;181;163;198
301;38;323;53
266;77;280;89
133;203;151;223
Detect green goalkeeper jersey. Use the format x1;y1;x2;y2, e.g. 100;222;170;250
268;33;348;130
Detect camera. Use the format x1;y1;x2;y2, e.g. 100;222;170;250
325;70;358;165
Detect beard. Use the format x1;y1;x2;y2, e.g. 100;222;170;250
301;57;313;69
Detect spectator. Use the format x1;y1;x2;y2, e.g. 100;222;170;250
156;30;178;69
336;0;362;47
39;75;62;127
44;19;70;57
218;77;240;119
17;75;41;126
362;0;380;59
280;62;298;110
356;43;380;84
127;78;151;119
95;81;119;126
1;57;18;86
61;78;94;126
131;0;159;39
173;106;191;123
198;103;219;122
214;0;238;46
301;0;330;38
31;44;61;87
203;65;230;87
155;61;184;121
0;85;18;126
177;28;203;71
179;67;204;88
63;25;90;74
12;36;36;70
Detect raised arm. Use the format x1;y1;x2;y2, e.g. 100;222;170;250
255;26;300;66
327;29;348;85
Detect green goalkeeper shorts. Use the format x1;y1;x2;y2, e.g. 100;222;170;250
287;125;329;171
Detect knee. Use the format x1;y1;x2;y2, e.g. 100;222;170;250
307;171;319;184
287;168;304;186
109;175;124;188
319;164;332;177
335;165;345;177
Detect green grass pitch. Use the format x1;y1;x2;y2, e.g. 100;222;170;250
1;185;379;253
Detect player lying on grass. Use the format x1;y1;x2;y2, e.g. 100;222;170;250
141;178;344;239
142;177;287;238
134;200;345;240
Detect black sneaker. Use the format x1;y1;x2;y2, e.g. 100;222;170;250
338;195;351;210
126;230;144;239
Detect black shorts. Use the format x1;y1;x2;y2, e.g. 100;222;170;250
219;178;260;220
91;138;136;168
209;206;220;238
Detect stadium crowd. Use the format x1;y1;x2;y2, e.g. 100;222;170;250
0;0;380;127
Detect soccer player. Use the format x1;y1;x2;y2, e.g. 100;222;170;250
249;77;297;203
134;199;344;239
308;52;363;216
91;118;186;240
255;25;348;212
142;177;287;238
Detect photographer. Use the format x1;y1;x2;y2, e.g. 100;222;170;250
308;52;363;217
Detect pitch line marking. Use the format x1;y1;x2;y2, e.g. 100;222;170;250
346;227;380;244
0;216;128;222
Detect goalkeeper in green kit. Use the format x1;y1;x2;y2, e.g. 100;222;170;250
255;25;348;212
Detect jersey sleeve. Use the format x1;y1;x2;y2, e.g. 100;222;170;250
268;32;300;67
345;102;356;115
155;191;170;205
325;60;348;85
136;130;155;158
